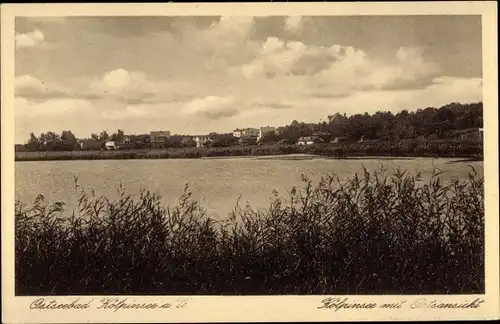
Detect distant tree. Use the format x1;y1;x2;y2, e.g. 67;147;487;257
208;132;219;140
276;102;483;143
208;133;238;147
180;138;196;148
44;131;60;142
61;130;79;150
110;129;125;142
91;133;99;141
168;135;183;148
99;130;109;141
26;132;40;151
258;131;280;144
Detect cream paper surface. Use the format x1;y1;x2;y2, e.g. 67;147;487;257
2;2;499;323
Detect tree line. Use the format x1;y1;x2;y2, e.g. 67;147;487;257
18;102;483;152
276;101;483;144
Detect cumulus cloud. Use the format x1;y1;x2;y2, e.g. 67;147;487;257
15;97;93;118
15;75;77;100
285;16;303;32
87;68;164;104
241;37;363;79
241;37;440;96
93;68;153;94
182;96;239;119
15;69;197;107
187;16;254;49
183;16;259;68
421;76;482;103
15;30;44;48
216;16;254;35
309;76;482;117
15;97;98;143
15;75;100;101
15;75;46;94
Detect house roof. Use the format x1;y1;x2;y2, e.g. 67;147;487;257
234;128;258;131
150;131;170;136
298;136;325;142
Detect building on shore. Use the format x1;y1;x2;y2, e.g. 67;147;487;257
331;136;348;144
150;131;171;148
194;135;212;148
451;128;484;141
105;141;117;150
257;126;276;141
297;136;325;146
233;129;244;138
312;131;331;142
180;137;196;148
233;128;259;138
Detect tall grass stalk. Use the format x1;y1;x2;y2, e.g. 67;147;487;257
15;167;484;295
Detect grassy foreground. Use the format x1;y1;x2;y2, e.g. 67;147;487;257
15;167;484;295
15;139;483;161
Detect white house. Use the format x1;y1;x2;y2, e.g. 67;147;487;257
258;126;276;141
233;128;259;138
297;137;315;146
105;141;117;150
195;136;212;148
245;128;259;137
297;136;324;146
233;129;244;138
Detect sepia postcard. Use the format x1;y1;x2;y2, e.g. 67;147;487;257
1;2;499;323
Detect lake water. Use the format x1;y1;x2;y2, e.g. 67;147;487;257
15;155;483;219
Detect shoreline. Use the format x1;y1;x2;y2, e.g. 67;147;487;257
15;151;484;162
15;141;484;162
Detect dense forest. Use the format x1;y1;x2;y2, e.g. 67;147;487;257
276;102;483;143
18;102;483;151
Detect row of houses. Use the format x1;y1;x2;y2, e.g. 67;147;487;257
190;126;277;148
296;132;347;146
232;126;276;141
295;127;484;145
77;126;485;151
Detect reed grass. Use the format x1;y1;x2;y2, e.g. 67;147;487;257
15;167;484;295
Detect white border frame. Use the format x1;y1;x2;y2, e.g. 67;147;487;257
2;2;499;323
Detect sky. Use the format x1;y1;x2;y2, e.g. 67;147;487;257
15;15;483;143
